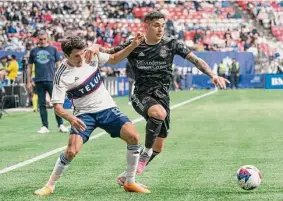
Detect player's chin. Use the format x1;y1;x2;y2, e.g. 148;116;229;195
77;62;83;67
156;35;163;39
156;35;163;40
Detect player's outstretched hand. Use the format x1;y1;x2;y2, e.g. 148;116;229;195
211;75;230;89
70;116;87;133
131;32;144;47
85;44;100;64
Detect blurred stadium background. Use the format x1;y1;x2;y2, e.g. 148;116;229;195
1;1;283;201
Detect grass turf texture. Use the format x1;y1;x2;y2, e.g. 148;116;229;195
0;89;283;201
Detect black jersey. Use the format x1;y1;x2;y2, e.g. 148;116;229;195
112;37;191;95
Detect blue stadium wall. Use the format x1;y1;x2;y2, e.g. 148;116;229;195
1;50;281;91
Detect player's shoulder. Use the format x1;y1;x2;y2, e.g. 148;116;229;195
161;36;177;44
54;62;69;85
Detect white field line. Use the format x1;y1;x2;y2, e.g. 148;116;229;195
0;89;218;174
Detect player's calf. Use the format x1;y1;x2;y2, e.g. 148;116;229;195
120;122;142;184
146;136;165;165
34;135;83;196
143;104;166;153
137;117;163;174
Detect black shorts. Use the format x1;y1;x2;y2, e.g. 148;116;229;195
131;89;170;138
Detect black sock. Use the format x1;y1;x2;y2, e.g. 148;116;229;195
145;117;163;149
147;150;160;165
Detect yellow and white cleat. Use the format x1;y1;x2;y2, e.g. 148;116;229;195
33;185;54;196
124;182;151;194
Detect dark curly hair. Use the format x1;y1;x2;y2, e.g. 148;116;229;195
61;35;86;56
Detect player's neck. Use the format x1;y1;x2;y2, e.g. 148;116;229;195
145;38;161;45
66;60;76;67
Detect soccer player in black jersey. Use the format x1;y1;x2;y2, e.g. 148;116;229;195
101;11;229;185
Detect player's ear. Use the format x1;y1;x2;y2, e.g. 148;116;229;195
143;22;149;31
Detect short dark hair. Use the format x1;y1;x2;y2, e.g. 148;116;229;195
144;11;165;23
61;35;86;56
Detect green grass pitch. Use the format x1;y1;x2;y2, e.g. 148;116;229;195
1;89;283;201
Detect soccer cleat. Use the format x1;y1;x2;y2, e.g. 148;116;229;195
117;176;148;189
59;124;69;133
136;152;150;174
124;182;150;193
37;126;50;134
136;161;147;174
33;185;53;196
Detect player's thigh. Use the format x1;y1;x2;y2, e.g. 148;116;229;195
132;94;165;119
97;107;132;139
70;113;97;144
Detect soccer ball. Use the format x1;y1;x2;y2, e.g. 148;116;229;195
236;165;262;190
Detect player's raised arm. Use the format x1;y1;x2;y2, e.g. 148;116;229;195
99;40;132;54
185;52;230;89
106;32;144;64
85;33;143;64
173;39;229;89
186;52;215;79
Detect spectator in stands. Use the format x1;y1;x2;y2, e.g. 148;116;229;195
6;54;19;84
26;30;68;134
247;43;258;57
230;58;240;89
0;55;8;69
0;56;8;82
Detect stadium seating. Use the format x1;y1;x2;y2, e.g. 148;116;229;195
0;0;282;74
0;1;255;52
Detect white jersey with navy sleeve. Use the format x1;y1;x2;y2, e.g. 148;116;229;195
51;52;116;115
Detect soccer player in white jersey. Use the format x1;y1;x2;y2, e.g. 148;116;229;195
33;34;151;195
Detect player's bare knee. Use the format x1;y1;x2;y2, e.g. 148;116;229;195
126;133;140;145
65;148;78;160
148;105;167;120
120;122;140;145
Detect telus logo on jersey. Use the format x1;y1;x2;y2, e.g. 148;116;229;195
67;69;102;99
